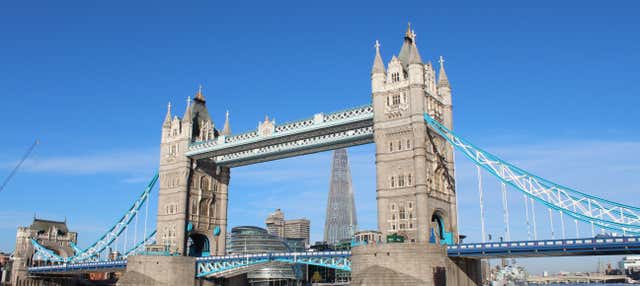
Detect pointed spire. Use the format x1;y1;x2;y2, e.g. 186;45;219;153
163;102;172;127
437;56;450;87
183;96;192;123
194;84;206;102
408;38;423;65
405;22;413;41
372;40;385;74
398;22;417;67
221;110;231;136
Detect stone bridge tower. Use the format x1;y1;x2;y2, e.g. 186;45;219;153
11;218;78;286
353;25;479;286
155;87;230;256
371;24;457;244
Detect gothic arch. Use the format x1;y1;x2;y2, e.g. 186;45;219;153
187;232;210;257
430;209;448;242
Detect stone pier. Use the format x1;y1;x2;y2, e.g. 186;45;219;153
351;243;481;286
117;256;197;286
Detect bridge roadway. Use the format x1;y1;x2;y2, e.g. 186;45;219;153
27;236;640;276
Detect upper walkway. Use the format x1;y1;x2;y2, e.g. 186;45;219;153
185;105;373;166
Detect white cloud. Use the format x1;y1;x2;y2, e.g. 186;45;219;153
1;148;158;175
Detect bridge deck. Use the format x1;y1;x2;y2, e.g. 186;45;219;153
28;238;640;276
448;236;640;258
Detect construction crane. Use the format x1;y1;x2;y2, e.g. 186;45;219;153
0;139;39;193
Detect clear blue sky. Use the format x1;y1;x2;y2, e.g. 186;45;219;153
1;0;639;274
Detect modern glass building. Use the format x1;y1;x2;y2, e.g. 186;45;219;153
226;226;298;285
324;149;358;245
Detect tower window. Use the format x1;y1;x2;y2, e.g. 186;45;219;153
407;139;411;149
387;96;390;106
391;72;400;82
389;142;393;152
392;95;401;105
408;174;412;185
200;176;209;190
391;176;395;188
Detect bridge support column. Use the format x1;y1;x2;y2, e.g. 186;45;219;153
351;243;480;286
117;255;197;286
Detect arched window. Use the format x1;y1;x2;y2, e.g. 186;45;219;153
407;139;411;149
408;174;412;185
191;200;197;215
209;199;216;217
200;176;209;191
398;175;405;187
389;142;393;152
390;176;395;188
199;200;208;216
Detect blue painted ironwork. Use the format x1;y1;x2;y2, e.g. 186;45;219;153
123;230;156;257
29;260;127;274
185;105;374;166
30;237;640;276
31;173;159;263
196;251;351;278
448;236;640;258
423;113;640;235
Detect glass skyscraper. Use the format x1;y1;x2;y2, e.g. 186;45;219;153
323;149;358;245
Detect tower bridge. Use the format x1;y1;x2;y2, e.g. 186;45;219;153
12;24;640;286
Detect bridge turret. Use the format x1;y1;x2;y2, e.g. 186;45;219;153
161;102;172;140
407;37;424;85
221;110;231;136
371;40;386;93
437;56;452;130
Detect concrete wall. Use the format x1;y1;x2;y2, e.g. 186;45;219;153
351;243;480;286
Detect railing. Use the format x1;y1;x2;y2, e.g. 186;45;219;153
29;260;126;273
448;236;640;257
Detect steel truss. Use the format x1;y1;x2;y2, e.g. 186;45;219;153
424;113;640;235
196;251;352;278
186;105;374;166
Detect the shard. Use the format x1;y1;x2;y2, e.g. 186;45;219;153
324;148;358;245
